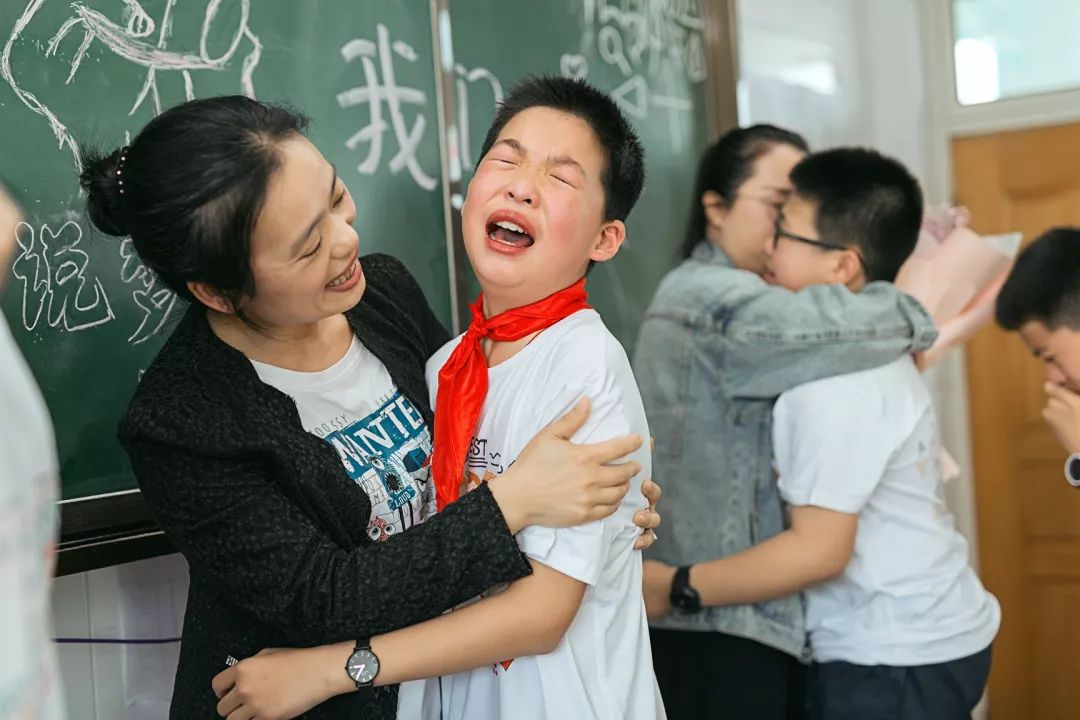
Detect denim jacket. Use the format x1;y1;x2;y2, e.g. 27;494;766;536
635;241;938;658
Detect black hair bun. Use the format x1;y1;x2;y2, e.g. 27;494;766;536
79;147;130;237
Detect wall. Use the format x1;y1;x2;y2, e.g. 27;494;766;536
52;555;187;719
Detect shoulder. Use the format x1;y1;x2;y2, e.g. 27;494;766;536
777;358;924;425
358;253;413;285
648;260;772;320
119;306;254;447
350;253;429;315
425;333;463;379
532;310;630;391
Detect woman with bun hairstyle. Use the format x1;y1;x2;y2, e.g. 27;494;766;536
80;95;660;720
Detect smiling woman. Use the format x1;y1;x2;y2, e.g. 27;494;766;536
77;95;659;720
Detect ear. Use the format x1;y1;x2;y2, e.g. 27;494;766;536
702;190;727;230
831;250;865;289
590;220;626;262
187;281;236;315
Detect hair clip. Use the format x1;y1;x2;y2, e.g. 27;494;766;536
118;146;129;195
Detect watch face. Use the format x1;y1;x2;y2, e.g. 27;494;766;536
1069;456;1080;487
348;649;379;685
673;586;701;611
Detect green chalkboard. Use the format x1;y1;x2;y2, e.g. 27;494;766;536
0;0;450;503
447;0;712;349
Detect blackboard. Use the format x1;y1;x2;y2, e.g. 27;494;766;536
0;0;449;511
446;0;712;349
0;0;721;571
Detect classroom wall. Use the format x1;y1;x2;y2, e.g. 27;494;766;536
52;555;187;718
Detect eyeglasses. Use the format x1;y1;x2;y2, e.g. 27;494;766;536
773;221;870;274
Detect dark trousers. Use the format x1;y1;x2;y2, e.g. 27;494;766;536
806;645;993;720
650;628;808;720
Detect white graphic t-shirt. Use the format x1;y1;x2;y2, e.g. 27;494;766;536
420;309;665;720
251;336;435;542
0;312;65;720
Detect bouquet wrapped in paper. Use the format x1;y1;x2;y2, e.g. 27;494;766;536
895;206;1021;482
896;205;1022;369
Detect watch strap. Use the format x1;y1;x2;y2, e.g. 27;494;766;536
672;565;691;595
670;565;701;610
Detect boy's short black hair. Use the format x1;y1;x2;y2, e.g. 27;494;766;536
789;147;923;283
996;227;1080;331
478;75;646;223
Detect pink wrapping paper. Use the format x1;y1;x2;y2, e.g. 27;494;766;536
895;205;1021;368
894;206;1020;484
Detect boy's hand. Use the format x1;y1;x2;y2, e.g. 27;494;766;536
1044;383;1080;454
642;560;676;619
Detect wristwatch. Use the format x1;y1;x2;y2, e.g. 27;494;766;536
346;639;380;690
1065;453;1080;488
669;565;702;613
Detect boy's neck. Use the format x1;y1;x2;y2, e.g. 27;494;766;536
477;278;582;367
483;332;541;368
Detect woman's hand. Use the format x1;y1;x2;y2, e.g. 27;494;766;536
489;398;643;533
212;644;353;720
633;476;662;550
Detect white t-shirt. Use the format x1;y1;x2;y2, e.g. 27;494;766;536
773;357;1000;666
250;337;435;542
421;309;664;720
0;313;65;720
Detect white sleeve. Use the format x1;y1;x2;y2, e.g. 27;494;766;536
773;378;893;514
516;368;632;586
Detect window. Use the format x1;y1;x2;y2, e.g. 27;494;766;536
954;0;1080;105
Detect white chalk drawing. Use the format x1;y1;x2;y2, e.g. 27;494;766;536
2;0;263;173
651;92;693;152
118;238;177;345
454;63;503;170
611;74;648;119
11;221;115;333
559;53;589;80
589;0;705;81
598;24;633;77
578;0;705;151
337;23;437;191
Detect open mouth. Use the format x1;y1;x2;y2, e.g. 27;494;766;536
327;258;360;289
486;216;535;249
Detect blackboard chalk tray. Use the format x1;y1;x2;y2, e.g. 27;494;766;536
56;490;174;576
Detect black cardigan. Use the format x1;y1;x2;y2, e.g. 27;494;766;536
119;254;532;719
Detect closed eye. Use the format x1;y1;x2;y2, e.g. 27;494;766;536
551;173;573;187
301;241;322;259
490;157;516;166
332;190;346;208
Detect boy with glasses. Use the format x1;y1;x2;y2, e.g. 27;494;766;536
648;148;1000;719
